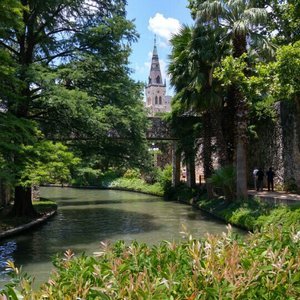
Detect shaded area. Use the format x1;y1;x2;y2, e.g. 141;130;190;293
2;207;161;266
58;198;162;207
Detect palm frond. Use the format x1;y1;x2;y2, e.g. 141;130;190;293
243;8;267;26
196;0;224;23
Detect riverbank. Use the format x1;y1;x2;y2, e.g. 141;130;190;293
2;186;300;299
194;193;300;232
0;200;57;240
2;187;300;299
1;185;299;240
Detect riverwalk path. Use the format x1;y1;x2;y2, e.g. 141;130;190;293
248;190;300;205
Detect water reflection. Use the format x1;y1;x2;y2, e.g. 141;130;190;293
0;187;244;287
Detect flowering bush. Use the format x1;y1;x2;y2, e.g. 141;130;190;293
2;225;300;299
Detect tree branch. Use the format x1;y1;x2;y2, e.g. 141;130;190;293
0;40;19;56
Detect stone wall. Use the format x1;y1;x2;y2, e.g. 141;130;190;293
247;100;300;189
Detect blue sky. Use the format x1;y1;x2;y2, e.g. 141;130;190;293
126;0;193;95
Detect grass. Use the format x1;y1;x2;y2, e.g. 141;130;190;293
197;195;300;232
0;199;57;233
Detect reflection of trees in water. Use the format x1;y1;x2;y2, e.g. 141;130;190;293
0;241;17;275
58;207;161;241
6;207;161;268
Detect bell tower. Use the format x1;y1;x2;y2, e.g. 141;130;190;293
145;36;167;116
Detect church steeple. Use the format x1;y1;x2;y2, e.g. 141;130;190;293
145;35;170;116
148;35;164;86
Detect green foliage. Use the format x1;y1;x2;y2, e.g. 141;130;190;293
98;169;123;187
3;224;300;299
256;206;300;232
108;177;163;196
164;182;197;202
18;141;80;187
0;114;38;184
157;164;172;192
283;177;299;193
208;165;236;200
275;41;300;100
198;195;300;233
0;0;153;218
123;168;141;179
266;0;300;45
214;54;248;89
0;115;79;187
72;167;102;187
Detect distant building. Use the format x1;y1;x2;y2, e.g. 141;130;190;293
145;37;171;116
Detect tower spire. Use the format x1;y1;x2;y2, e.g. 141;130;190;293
153;34;158;56
148;35;163;85
145;35;168;115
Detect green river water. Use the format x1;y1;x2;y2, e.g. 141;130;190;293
0;187;244;288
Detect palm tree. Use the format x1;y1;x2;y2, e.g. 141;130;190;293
190;0;268;199
168;24;225;194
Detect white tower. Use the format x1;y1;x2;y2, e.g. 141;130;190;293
145;36;168;116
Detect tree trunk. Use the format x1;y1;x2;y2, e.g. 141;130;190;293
186;152;196;188
235;96;249;199
0;182;12;207
233;33;248;199
202;112;214;198
295;95;300;153
213;107;230;166
236;138;248;199
9;186;38;217
172;141;181;187
222;89;236;164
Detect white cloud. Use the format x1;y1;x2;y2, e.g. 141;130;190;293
148;13;181;42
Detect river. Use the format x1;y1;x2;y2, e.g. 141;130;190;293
0;187;243;288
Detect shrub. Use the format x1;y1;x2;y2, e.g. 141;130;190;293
72;167;102;186
108;177;163;196
123;168;141;179
3;226;300;299
98;169;122;187
208;165;236;200
158;164;172;192
283;177;299;193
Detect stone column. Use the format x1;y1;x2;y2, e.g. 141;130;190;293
172;141;181;187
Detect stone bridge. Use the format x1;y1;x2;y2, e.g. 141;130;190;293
146;117;177;140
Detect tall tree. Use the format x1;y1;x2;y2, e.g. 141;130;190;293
189;0;268;199
0;0;149;216
263;0;300;45
168;24;226;193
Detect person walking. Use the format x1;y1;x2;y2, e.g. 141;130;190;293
253;167;259;190
256;168;264;191
266;167;275;191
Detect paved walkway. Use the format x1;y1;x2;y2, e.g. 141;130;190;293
248;190;300;205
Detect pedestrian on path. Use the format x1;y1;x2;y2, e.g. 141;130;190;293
266;167;275;191
253;167;259;190
256;168;264;191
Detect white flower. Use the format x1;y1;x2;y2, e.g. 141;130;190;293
291;231;300;243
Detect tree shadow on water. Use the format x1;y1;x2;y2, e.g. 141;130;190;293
4;207;161;267
58;198;162;207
